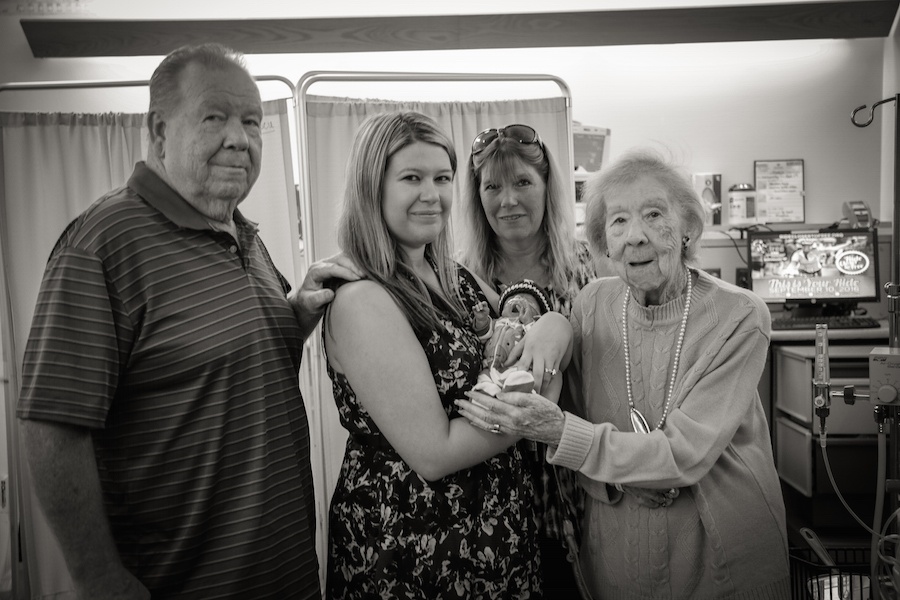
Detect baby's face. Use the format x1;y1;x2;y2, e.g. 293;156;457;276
501;295;542;323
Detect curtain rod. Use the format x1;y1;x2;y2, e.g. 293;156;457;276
296;71;570;102
0;75;295;97
294;70;573;266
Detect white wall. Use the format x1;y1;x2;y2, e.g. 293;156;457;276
259;38;886;228
1;17;890;225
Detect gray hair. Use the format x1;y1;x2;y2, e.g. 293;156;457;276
148;43;250;118
582;148;706;262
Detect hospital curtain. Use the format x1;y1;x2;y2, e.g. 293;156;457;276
0;99;296;599
300;94;572;573
0;110;146;600
239;100;303;286
304;94;571;264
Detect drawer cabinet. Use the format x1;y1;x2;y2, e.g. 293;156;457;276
773;344;880;498
774;345;879;435
775;415;878;498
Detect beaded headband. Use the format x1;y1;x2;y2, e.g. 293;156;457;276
499;279;552;316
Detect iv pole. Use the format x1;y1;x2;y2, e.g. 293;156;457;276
851;93;900;599
851;94;900;349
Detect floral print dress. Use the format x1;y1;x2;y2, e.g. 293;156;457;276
325;267;541;600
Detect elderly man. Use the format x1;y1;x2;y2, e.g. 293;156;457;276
17;43;358;599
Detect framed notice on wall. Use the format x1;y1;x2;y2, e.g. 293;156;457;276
754;159;805;223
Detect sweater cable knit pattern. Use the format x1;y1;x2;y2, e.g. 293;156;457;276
549;270;790;599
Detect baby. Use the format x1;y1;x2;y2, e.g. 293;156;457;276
472;279;552;396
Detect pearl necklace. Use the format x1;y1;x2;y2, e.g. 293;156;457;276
622;268;692;433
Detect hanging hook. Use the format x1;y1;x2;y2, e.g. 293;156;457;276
851;96;897;127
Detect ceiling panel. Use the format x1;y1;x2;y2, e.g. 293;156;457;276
18;1;900;58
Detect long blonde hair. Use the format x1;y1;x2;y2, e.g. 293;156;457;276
337;111;466;334
459;131;578;293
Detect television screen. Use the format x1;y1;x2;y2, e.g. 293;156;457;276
747;228;879;304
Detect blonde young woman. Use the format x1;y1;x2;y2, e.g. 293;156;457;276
323;111;571;599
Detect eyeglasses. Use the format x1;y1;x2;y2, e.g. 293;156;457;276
471;124;543;156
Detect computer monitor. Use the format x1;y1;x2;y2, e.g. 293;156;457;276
747;227;880;315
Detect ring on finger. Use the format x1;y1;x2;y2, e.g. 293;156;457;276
489;423;502;435
544;367;558;377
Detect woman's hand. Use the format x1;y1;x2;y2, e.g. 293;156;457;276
456;389;566;446
506;311;573;392
619;485;680;509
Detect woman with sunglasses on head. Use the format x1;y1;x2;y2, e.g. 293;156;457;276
323;111;573;599
459;123;600;597
458;149;790;599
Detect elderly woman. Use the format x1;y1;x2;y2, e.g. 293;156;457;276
457;149;791;599
459;123;600;595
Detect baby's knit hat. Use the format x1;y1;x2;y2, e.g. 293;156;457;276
498;279;552;315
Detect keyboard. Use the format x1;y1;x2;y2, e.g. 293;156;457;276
771;315;882;330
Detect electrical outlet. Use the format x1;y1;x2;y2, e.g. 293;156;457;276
736;267;750;289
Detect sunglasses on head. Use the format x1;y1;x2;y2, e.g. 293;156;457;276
471;124;543;155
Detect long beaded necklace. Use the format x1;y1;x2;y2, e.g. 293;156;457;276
622;268;692;433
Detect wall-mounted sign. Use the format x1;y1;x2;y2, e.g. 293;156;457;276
754;159;805;223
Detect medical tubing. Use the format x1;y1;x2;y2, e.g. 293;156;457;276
820;434;879;536
872;431;887;600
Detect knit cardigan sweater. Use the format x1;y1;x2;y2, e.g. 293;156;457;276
548;269;790;600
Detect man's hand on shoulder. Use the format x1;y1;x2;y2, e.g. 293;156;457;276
289;253;364;341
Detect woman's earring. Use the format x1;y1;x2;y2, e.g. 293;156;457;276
605;250;610;258
682;236;690;250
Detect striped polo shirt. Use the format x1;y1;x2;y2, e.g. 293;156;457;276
18;162;320;599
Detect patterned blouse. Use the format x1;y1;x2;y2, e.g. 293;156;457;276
325;265;541;599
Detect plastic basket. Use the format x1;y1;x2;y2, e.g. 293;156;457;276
789;547;871;600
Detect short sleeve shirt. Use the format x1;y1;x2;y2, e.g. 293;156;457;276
18;162;320;599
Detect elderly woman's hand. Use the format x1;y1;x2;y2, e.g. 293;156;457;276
455;388;566;445
505;311;573;392
619;485;679;509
